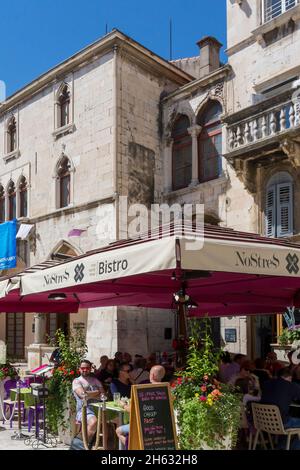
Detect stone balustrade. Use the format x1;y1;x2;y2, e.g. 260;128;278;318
227;99;300;152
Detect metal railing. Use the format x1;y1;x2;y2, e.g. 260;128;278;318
264;0;297;23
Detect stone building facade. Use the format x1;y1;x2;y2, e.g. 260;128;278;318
1;1;300;364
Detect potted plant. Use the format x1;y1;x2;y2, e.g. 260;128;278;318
46;328;88;444
171;318;241;450
0;363;19;381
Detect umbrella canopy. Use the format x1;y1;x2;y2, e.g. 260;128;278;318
1;224;300;316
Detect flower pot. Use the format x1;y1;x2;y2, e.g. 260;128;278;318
57;397;77;445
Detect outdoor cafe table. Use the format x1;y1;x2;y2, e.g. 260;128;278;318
10;388;36;408
91;401;129;450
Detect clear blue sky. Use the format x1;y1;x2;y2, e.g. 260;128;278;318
0;0;227;98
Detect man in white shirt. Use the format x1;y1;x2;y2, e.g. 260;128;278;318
72;359;104;444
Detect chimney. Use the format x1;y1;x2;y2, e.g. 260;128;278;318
197;36;222;78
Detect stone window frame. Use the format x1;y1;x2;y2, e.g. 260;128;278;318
17;174;29;219
3;113;21;163
6;179;16;221
0;183;5;223
53;152;75;210
197;100;223;184
171;114;193;191
53;79;75;140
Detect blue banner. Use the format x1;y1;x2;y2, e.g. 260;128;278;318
0;220;17;270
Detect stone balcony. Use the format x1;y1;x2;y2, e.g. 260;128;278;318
223;89;300;192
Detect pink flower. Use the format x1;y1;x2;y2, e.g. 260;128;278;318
200;396;207;402
201;385;207;392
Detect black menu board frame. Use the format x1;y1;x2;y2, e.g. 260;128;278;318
128;383;178;450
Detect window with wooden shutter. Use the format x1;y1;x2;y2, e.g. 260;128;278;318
277;183;293;237
265;176;293;238
265;186;276;237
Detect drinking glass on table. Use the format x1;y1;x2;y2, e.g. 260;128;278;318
113;392;121;403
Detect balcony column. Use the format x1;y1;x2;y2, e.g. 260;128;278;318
164;137;173;192
188;125;202;187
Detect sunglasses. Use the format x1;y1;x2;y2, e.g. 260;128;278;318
80;367;91;370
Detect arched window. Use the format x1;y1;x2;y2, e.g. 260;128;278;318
172;115;192;191
266;172;293;238
0;185;5;223
197;101;222;183
7;180;16;220
58;85;70;128
7;117;17;153
19;176;28;218
57;156;71;208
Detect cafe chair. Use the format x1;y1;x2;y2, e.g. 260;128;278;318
92;404;108;450
2;379;26;428
27;404;45;433
251;403;300;450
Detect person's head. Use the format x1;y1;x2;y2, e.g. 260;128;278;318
100;355;109;368
123;352;132;363
254;358;266;370
79;360;93;378
134;357;147;370
114;351;123;362
233;354;245;366
221;351;231;364
106;359;115;372
278;367;293;382
239;361;252;378
149;365;166;384
117;362;131;382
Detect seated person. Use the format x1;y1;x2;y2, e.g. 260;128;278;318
235;377;261;407
96;359;116;384
110;362;132;399
261;367;300;431
72;360;105;447
115;365;166;448
252;358;272;389
265;352;283;377
293;365;300;386
228;360;261;396
129;357;150;384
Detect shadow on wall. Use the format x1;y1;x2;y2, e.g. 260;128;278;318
230;0;252;18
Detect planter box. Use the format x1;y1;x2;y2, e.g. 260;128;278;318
271;343;291;363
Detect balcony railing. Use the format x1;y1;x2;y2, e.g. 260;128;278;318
227;98;300;152
264;0;298;23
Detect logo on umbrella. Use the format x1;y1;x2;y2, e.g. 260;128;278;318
74;263;85;282
286;253;299;275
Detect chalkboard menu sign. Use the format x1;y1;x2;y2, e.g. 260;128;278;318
128;383;178;450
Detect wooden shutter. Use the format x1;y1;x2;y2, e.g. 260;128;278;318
265;185;276;237
277;183;293;237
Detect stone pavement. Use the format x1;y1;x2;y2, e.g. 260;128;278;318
0;422;69;450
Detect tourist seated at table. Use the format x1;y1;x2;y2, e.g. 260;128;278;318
114;352;123;368
265;351;283;377
220;353;245;384
228;360;261;395
123;352;133;371
115;365;166;448
130;357;150;384
110;363;132;399
72;359;105;447
95;359;116;384
235;377;261;407
261;367;300;448
97;355;108;372
252;358;272;389
145;353;157;372
218;351;232;383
